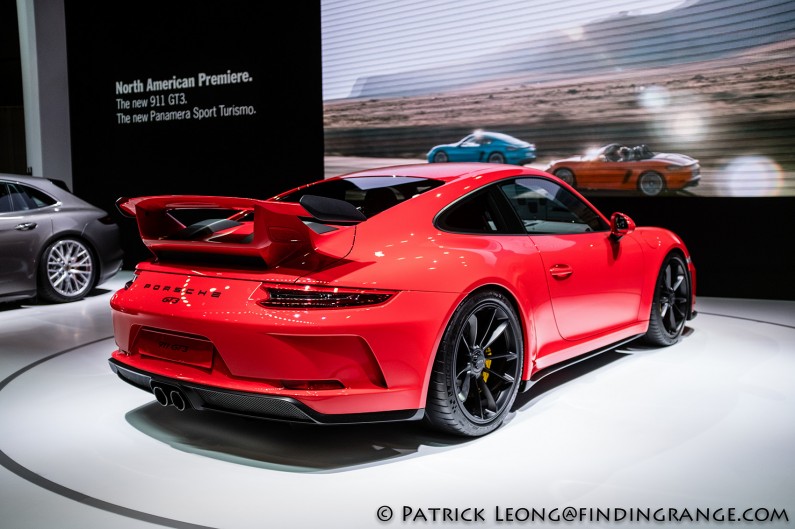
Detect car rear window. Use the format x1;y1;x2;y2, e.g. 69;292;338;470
277;176;444;218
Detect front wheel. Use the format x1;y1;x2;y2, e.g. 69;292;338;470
425;290;523;437
642;253;691;346
432;151;449;163
38;238;97;303
638;171;666;196
554;168;576;186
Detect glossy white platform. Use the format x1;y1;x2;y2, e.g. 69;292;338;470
1;271;793;528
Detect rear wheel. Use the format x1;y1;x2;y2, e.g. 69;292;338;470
38;238;97;303
643;253;691;346
487;152;506;163
554;168;576;186
433;151;449;163
425;290;523;437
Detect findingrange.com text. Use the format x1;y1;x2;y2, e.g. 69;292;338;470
376;506;789;524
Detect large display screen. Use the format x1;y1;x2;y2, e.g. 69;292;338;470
321;0;795;197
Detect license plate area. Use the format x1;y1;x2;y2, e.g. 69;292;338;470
134;328;214;369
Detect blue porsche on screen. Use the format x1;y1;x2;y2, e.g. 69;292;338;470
427;131;536;165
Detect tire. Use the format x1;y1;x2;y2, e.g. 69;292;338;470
425;290;523;437
432;151;449;163
638;171;666;196
487;152;506;164
37;238;98;303
554;168;576;186
642;253;691;346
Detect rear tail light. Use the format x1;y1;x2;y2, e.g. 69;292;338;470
259;284;395;308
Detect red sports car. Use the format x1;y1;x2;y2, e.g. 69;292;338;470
109;163;696;437
545;144;701;196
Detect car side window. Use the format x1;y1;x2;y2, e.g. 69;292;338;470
499;178;608;234
0;184;12;213
436;189;508;234
6;183;57;211
461;135;480;147
22;184;58;208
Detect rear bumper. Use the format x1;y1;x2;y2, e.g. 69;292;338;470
109;358;424;424
109;269;459;416
509;153;536;165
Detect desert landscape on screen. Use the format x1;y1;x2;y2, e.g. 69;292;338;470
322;1;795;197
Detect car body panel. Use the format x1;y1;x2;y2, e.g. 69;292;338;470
0;214;53;299
0;173;124;302
109;162;696;422
531;232;645;341
111;269;459;414
427;131;536;165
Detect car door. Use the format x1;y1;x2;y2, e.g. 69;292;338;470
0;182;54;297
578;145;630;190
499;177;645;341
591;160;627;189
449;134;486;162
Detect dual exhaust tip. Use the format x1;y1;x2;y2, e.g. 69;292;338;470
152;384;189;411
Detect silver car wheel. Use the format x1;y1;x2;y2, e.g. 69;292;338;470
638;172;665;196
46;239;94;298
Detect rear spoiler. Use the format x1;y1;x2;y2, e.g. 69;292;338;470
116;195;361;268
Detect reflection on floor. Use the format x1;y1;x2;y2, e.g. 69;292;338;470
1;271;793;529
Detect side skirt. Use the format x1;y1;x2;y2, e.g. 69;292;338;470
519;334;644;392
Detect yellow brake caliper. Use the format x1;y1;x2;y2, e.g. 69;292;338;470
483;346;492;383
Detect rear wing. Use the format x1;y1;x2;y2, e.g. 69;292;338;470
116;195;360;269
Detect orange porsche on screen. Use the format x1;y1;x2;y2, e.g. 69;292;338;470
546;144;701;196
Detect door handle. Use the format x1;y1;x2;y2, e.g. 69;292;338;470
15;222;37;231
549;264;573;280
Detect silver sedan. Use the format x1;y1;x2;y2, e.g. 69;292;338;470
0;173;123;303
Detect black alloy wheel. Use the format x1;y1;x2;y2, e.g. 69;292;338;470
643;253;691;346
425;290;523;436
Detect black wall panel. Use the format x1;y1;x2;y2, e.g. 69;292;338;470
64;1;323;267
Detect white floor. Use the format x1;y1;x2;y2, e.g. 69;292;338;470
1;271;793;529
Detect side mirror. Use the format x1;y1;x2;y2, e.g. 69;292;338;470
610;212;635;240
